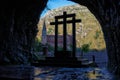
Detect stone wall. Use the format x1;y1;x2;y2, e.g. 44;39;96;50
46;35;72;48
72;0;120;74
0;0;120;75
0;0;48;64
0;65;34;80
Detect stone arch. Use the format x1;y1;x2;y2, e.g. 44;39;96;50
0;0;120;74
71;0;120;74
0;0;48;64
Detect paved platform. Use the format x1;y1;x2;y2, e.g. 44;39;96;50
34;67;115;80
31;57;97;67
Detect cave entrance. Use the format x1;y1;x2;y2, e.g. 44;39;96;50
33;0;108;67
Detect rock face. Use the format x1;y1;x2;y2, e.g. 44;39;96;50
34;67;114;80
0;0;48;64
41;4;88;19
72;0;120;74
0;0;120;75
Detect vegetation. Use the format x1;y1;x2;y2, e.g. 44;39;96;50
47;44;54;51
37;4;106;51
94;30;101;39
33;38;43;52
81;44;90;53
80;43;90;57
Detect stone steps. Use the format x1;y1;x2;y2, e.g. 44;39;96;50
32;57;98;67
78;58;98;67
78;58;89;63
82;61;93;65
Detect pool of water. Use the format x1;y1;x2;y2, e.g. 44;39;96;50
34;67;115;80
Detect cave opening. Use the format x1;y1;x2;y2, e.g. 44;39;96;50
1;0;120;79
33;0;108;68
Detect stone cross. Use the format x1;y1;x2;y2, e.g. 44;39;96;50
50;11;81;57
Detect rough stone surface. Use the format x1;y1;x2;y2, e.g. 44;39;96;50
0;65;34;80
0;0;48;64
34;67;114;80
0;0;120;75
72;0;120;74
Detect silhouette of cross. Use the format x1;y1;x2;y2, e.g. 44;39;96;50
50;11;81;57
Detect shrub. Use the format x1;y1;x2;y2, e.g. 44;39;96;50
81;43;90;53
33;38;42;52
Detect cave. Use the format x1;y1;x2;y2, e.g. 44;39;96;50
36;3;107;68
0;0;120;75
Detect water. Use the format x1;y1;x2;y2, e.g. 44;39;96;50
34;67;115;80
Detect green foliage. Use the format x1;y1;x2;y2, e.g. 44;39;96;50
58;46;63;51
47;44;54;51
47;28;53;34
69;44;73;51
81;43;90;53
37;4;106;51
94;30;101;39
33;38;42;52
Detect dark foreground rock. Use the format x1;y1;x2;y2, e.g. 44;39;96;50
0;65;34;80
34;67;115;80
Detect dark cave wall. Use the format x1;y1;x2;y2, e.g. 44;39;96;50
0;0;120;75
0;0;48;64
72;0;120;74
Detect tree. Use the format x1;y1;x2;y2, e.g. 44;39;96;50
80;43;90;57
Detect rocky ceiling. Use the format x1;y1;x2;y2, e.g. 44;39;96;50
0;0;120;74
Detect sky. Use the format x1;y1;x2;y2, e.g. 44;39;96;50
40;0;76;18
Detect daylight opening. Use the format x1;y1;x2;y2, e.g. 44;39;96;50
33;0;108;68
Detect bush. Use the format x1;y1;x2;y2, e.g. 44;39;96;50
81;44;90;53
94;30;101;39
33;38;43;52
